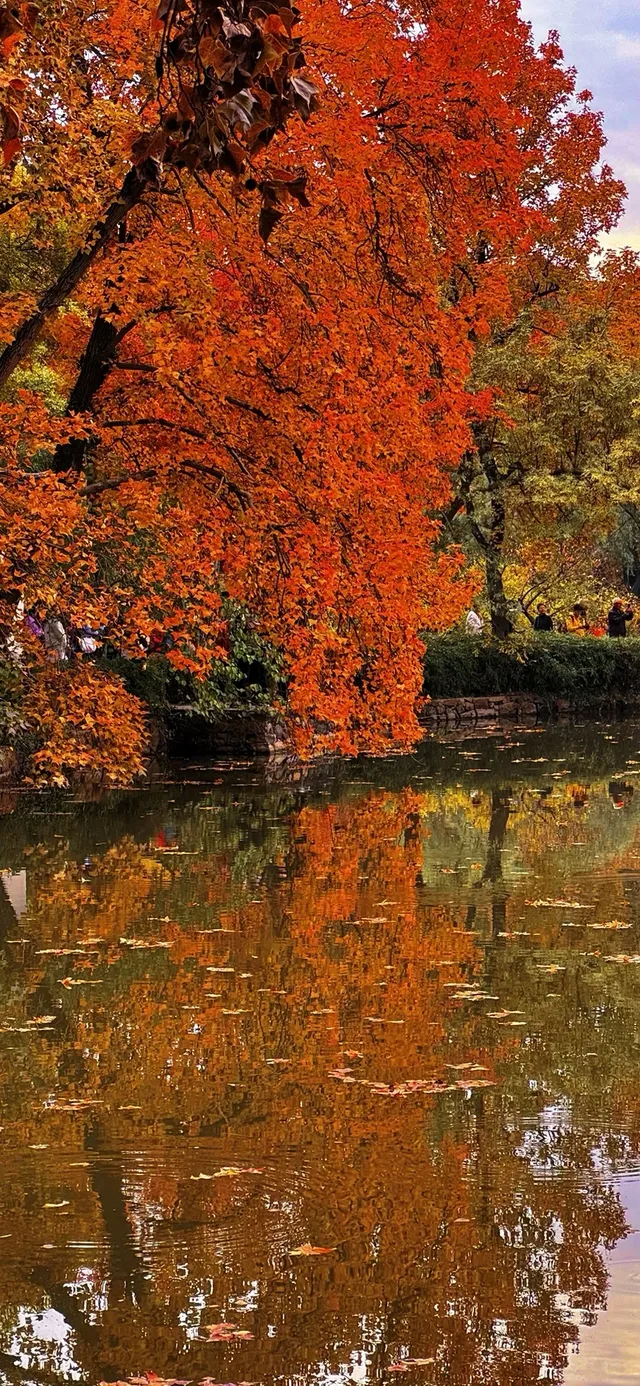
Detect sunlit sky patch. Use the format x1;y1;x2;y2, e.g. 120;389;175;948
521;0;640;249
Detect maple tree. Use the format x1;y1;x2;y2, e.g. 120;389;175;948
0;0;632;779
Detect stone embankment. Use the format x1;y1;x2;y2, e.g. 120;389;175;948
168;693;640;759
419;693;640;729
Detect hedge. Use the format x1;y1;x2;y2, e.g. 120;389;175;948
422;632;640;701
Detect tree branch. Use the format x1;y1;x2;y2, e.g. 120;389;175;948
81;469;157;497
0;165;151;392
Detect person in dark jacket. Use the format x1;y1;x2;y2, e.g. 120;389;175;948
607;599;634;638
533;603;553;632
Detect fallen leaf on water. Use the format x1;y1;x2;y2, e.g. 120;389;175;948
190;1173;213;1180
207;967;235;973
343;1050;364;1059
60;977;102;988
198;1380;258;1386
129;1376;191;1386
31;1016;57;1026
125;1376;192;1386
120;938;172;948
451;992;497;1001
525;899;591;909
388;1358;436;1372
203;1323;254;1342
213;1166;264;1178
47;1099;103;1111
37;948;88;956
222;1009;250;1016
366;1078;451;1097
289;1243;336;1256
589;921;631;931
535;964;565;974
43;1201;70;1208
487;1009;525;1019
605;954;640;964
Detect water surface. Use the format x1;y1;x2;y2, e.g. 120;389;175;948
2;722;640;1384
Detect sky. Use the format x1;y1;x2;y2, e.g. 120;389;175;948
521;0;640;248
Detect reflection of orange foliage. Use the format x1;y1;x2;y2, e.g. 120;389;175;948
0;775;638;1383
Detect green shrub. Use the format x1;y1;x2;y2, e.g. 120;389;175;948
423;633;640;701
100;601;284;723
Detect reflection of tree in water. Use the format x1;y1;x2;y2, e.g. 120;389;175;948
0;744;640;1382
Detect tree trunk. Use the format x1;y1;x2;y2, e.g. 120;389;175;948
480;443;511;637
453;439;512;636
52;311;120;473
0;166;147;393
486;548;511;638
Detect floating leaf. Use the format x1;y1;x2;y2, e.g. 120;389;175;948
213;1166;264;1178
289;1243;336;1256
120;938;172;948
525;899;591;909
203;1323;254;1342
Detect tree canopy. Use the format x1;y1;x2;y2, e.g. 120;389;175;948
0;0;636;778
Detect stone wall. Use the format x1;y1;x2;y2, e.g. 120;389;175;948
167;706;292;757
419;693;640;729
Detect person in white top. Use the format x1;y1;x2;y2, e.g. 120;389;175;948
465;604;484;635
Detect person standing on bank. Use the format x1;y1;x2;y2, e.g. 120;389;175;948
533;603;553;632
465;604;484;636
607;598;634;638
566;603;590;635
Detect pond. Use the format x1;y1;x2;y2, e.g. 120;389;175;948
3;720;640;1385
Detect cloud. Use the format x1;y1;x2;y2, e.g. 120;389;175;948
613;32;640;61
520;0;640;245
